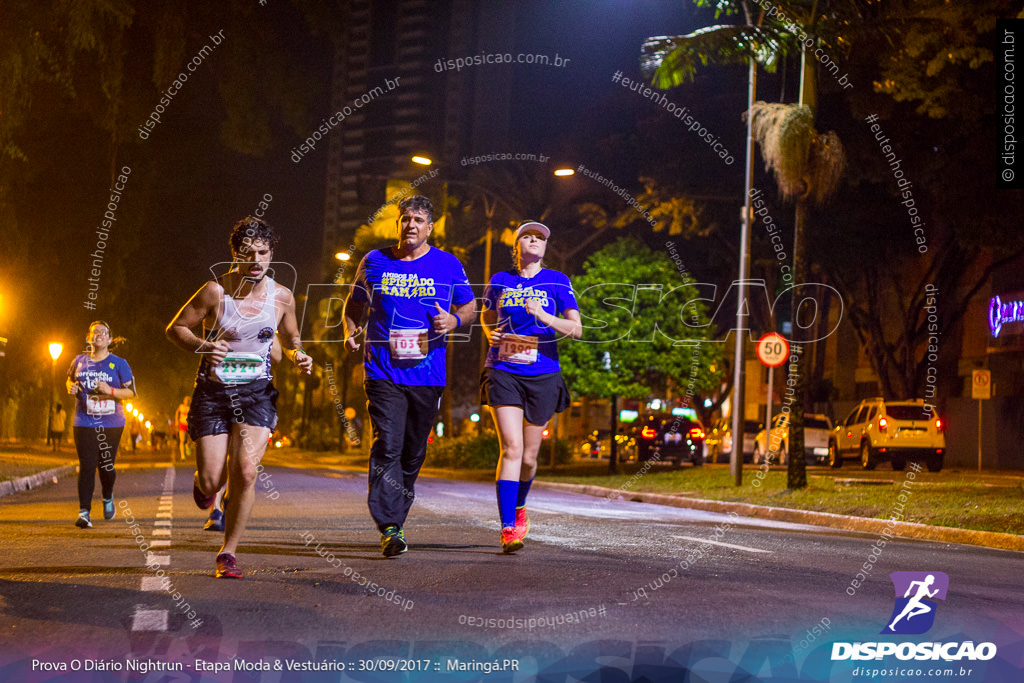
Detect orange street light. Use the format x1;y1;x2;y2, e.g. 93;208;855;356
554;168;575;177
411;156;432;166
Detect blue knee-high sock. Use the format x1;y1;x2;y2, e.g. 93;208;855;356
516;477;534;508
496;480;519;529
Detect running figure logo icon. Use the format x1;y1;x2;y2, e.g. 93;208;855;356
882;571;949;635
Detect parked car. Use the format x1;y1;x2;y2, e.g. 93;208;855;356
828;398;945;471
705;418;758;463
632;413;705;466
752;413;834;465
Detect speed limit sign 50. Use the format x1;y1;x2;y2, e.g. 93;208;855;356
757;333;790;368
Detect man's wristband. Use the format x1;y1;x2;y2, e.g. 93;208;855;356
453;314;462;328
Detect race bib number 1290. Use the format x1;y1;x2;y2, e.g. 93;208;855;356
498;335;539;364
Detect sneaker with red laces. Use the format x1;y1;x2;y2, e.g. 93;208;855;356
193;472;215;510
500;526;523;554
515;506;530;540
215;552;242;578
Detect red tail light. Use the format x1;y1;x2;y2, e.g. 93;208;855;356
687;427;704;439
935;418;943;432
877;416;888;432
542;428;550;438
641;426;657;439
427;435;434;444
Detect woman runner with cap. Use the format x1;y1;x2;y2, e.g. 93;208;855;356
480;221;582;552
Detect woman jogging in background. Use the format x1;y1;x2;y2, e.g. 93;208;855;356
480;221;582;553
66;321;137;529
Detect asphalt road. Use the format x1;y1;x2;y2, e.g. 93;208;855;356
1;456;1022;682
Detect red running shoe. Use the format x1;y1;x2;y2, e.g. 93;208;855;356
215;552;242;578
515;506;530;541
500;527;523;554
193;472;215;510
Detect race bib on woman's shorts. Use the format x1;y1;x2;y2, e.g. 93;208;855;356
498;335;539;365
389;328;429;360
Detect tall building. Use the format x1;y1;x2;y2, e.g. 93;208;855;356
321;0;516;279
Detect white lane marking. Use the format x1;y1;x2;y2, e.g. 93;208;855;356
671;535;774;554
146;553;170;566
154;520;172;526
152;529;171;536
131;606;168;631
151;539;171;547
140;577;166;591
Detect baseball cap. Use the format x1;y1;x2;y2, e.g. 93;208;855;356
515;221;551;240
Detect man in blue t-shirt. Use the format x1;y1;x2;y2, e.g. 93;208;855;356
343;195;476;557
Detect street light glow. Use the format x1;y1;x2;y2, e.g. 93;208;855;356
145;420;151;429
411;156;432;166
554;168;574;176
48;343;63;361
132;408;138;416
335;252;351;261
125;402;133;412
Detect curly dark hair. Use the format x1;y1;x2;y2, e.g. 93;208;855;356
398;195;434;223
229;217;280;254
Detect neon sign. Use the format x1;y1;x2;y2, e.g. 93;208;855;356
989;295;1024;337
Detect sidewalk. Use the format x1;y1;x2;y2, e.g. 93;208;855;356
0;443;78;499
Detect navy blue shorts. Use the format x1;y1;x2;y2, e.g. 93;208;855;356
479;368;570;426
187;377;278;440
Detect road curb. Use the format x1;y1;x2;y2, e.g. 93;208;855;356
0;464;78;499
533;481;1024;553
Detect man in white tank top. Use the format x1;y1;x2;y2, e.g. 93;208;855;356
166;217;313;578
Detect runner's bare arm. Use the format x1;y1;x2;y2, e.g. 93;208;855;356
276;288;313;374
481;307;504;347
342;297;367;352
524;301;582;340
166;281;230;363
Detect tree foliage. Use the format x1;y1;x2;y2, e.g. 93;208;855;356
560;238;724;403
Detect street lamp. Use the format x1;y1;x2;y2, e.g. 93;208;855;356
47;343;62;445
554;168;575;177
411;156;432;166
334;252;351;261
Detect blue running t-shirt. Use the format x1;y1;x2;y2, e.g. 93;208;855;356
484;268;578;376
67;353;135;428
351;246;474;386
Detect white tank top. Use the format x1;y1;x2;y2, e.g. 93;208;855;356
199;277;278;382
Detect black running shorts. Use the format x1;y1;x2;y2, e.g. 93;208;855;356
187;377;278;440
479;368;570;426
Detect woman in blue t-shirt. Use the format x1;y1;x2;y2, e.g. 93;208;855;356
66;321;137;529
480;221;582;553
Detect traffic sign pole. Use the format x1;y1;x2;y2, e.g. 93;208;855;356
756;333;790;463
972;369;991;472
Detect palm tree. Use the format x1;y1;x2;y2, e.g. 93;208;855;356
746;101;845;487
641;0;792;486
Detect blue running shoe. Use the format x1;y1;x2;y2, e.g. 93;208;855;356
204;508;225;532
75;510;92;529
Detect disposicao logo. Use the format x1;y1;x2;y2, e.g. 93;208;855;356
831;571;997;662
882;571;948;635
